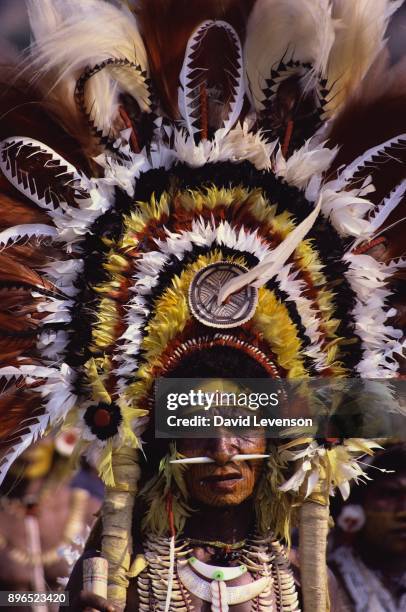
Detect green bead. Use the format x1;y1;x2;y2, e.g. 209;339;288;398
212;570;224;580
189;557;197;564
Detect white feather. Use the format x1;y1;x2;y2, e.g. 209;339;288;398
43;259;84;297
319;186;374;237
245;0;335;111
37;329;69;360
98;122;276;199
333;133;406;190
275;139;339;193
326;0;403;114
0;224;58;249
369;178;406;232
174;123;276;170
26;0;63;40
26;0;150;142
343;254;405;377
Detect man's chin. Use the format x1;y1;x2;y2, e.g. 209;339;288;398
193;491;252;507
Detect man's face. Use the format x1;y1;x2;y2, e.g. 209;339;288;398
361;472;406;555
177;431;267;507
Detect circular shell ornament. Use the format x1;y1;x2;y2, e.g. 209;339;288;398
188;262;258;329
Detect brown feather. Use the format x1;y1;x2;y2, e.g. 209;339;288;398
0;287;43;310
0;339;37;363
327;58;406;201
0;272;52;335
0;253;55;291
0;313;37;334
0;390;44;469
135;0;255;118
3;244;62;269
327;57;406;259
0;384;42;434
0;68;94;173
0;177;50;227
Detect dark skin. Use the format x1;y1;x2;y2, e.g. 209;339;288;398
67;433;267;611
66;430;344;611
355;471;406;600
172;433;271;612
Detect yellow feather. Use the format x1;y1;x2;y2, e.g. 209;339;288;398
98;439;115;487
85;357;112;404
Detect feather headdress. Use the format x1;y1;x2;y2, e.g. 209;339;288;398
0;1;404;610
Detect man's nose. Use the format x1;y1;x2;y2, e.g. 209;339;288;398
206;437;237;466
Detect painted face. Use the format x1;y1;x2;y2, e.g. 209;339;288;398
177;431;267;507
361;472;406;555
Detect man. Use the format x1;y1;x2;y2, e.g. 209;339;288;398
66;429;346;611
329;445;406;611
0;436;101;612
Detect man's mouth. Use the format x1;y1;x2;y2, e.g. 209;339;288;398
203;472;242;482
201;471;243;491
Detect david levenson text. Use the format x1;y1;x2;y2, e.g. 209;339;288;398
167;415;313;428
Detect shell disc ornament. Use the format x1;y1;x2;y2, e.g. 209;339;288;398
188;262;259;329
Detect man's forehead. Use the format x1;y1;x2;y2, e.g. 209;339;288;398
371;472;406;490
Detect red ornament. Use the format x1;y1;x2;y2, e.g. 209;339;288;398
64;431;78;445
94;408;111;427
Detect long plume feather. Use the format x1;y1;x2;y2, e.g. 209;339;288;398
178;20;244;140
0;224;58;250
245;0;335;112
25;0;151;145
325;0;403;114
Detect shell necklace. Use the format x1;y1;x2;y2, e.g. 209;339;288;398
139;532;301;611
